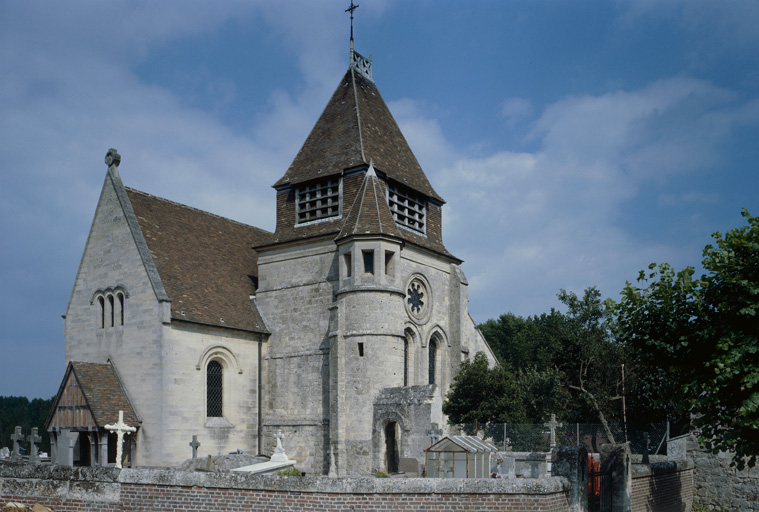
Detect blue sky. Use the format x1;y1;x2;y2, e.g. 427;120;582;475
1;1;758;399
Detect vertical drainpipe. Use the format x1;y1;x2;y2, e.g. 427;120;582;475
257;332;263;456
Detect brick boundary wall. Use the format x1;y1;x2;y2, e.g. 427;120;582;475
0;463;570;512
631;460;694;512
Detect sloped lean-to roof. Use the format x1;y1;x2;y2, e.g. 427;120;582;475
46;361;139;431
273;66;443;204
127;188;272;334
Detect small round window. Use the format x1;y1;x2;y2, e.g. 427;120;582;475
405;274;432;324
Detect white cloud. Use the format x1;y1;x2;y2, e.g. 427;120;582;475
501;97;533;127
387;76;757;321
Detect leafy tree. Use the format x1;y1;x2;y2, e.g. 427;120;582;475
442;353;527;428
557;288;626;439
615;209;759;468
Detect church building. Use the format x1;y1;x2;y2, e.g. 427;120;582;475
46;45;495;476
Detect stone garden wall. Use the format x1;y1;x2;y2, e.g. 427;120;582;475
0;463;571;512
669;433;759;511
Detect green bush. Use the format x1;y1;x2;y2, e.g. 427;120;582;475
275;467;302;476
375;471;389;478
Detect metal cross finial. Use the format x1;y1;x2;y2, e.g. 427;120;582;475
345;0;359;43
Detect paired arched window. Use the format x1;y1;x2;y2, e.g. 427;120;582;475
206;360;223;417
94;288;126;329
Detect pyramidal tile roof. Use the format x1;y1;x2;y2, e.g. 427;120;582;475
337;162;401;241
273;66;443;203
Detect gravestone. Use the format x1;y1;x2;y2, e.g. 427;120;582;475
641;432;650;465
10;427;24;461
0;447;9;459
527;452;546;478
104;410;136;468
189;435;201;459
28;427;41;463
328;444;337;477
270;430;289;463
492;455;515;478
57;429;76;466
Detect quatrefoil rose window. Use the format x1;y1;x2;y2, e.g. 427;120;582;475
405;275;432;324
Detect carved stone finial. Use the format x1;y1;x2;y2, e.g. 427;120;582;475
105;148;121;168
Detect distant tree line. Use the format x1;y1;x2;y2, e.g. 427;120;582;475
444;209;759;468
0;396;54;454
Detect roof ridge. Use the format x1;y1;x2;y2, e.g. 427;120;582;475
352;170;369;234
125;187;272;235
370;171;383;233
350;67;366;163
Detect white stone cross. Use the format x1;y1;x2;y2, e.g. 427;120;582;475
105;410;136;468
544;414;563;449
271;429;290;463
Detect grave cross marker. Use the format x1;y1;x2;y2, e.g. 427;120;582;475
11;426;24;460
642;432;650;465
189;435;201;459
544;414;563;449
104;410;136;469
27;427;41;463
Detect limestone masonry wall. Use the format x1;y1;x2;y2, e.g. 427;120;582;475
690;445;759;511
0;464;571;512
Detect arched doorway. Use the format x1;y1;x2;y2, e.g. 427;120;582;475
384;421;399;474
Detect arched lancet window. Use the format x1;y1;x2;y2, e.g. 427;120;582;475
98;296;105;329
403;338;409;387
207;360;223;417
117;292;125;326
107;294;115;328
428;339;437;385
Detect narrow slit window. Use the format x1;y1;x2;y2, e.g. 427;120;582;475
358;343;364;357
344;252;352;278
363;250;374;274
385;251;395;277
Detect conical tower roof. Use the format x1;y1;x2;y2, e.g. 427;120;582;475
336;161;401;241
273;65;443;204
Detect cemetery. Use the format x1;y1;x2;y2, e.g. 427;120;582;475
0;419;711;512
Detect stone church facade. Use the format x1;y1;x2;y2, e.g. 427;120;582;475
48;50;495;476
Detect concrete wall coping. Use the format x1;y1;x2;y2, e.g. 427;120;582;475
0;463;568;495
631;459;694;479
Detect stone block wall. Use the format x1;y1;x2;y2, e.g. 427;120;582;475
0;463;571;512
63;170;169;467
669;432;759;511
690;445;759;511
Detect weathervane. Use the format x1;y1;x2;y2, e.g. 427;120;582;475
345;0;359;46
